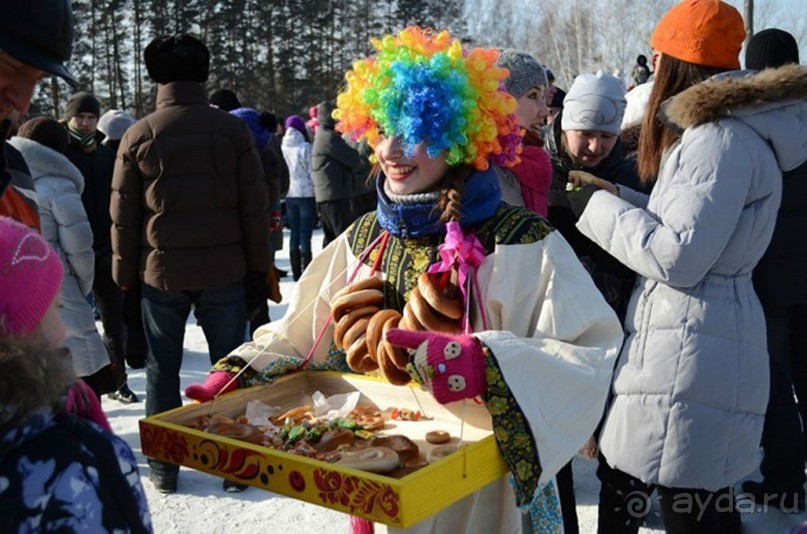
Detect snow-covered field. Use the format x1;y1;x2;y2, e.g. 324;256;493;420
101;228;807;533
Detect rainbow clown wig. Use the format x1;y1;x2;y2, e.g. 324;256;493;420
334;26;522;171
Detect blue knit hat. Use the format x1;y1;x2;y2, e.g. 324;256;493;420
230;107;270;148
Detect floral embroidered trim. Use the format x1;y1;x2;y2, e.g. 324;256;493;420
481;344;543;506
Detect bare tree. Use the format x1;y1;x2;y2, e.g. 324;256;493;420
745;0;755;43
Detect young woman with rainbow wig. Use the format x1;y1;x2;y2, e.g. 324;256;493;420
187;27;623;532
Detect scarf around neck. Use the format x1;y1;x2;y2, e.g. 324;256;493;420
67;122;97;153
375;166;502;238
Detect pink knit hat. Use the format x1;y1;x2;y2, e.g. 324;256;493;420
0;217;63;336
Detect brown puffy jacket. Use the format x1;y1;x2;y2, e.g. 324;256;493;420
110;82;270;291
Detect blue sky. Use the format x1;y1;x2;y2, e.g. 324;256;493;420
724;0;807;62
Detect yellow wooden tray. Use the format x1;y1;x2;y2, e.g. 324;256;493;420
139;371;508;528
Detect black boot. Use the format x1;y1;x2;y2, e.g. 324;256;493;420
301;251;312;275
290;249;302;281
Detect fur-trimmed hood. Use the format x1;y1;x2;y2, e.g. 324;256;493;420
0;337;74;432
661;64;807;172
8;137;85;194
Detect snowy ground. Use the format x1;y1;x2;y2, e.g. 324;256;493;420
101;228;807;533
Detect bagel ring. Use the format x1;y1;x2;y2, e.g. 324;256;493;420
341;316;372;352
346;333;377;372
366;309;401;362
381;314;411;370
370;435;420;464
314;427;356;452
377;343;413;385
425;430;451;444
332;275;384;302
335;446;400;473
332;289;385;322
401;301;423;331
333;305;379;348
205;422;264;445
426;444;458;464
409;286;460;333
418;273;463;320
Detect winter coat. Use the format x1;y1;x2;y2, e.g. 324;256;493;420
546;116;648;319
65;131;116;256
258;145;281;210
753;159;807;309
10;137;110;378
281;128;315;199
0;410;152;533
0;337;152;533
311;109;361;202
111;82;271;291
577;65;807;490
223;168;624;532
269;133;290;198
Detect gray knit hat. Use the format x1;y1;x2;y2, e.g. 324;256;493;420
97;109;135;142
496;49;548;99
561;72;626;135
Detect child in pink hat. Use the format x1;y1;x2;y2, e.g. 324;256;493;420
0;216;110;428
0;216;153;531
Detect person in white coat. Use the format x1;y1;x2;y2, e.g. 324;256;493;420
282;115;316;280
11;117;112;394
187;26;624;533
565;1;807;532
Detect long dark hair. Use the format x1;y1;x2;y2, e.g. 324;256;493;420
637;55;727;183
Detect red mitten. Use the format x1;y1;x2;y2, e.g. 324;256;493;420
384;328;486;404
184;371;239;402
66;379;112;433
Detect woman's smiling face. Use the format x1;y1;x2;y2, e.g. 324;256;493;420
375;135;449;195
514;85;549;129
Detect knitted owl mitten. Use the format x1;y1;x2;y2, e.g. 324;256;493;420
384;328;486;404
184;371;239;402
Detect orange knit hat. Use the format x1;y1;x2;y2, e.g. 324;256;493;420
650;0;745;69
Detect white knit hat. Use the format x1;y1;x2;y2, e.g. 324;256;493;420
97;109;135;142
562;72;627;135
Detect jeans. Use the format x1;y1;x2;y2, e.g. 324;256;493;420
759;304;807;490
597;455;740;534
141;280;247;476
122;283;147;368
285;196;316;253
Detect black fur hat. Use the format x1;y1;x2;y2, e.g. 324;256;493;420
209;89;241;111
144;33;210;84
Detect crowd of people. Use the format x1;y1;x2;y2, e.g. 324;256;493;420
1;0;806;533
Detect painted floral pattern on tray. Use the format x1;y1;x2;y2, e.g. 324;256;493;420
313;467;400;519
197;439;264;480
141;426;189;464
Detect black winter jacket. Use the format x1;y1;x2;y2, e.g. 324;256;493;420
65;132;116;256
311;101;361;202
546;114;651;319
753;160;807;308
